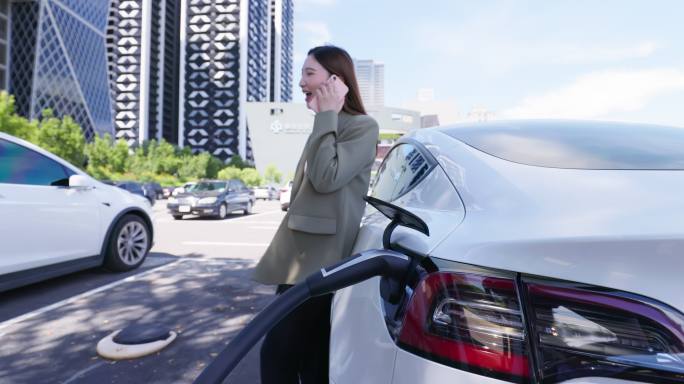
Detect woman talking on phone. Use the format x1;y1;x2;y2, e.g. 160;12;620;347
253;45;379;383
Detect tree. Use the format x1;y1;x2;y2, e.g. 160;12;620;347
34;109;86;168
240;168;263;187
227;155;248;169
0;91;37;140
110;138;130;173
217;166;242;181
263;164;283;185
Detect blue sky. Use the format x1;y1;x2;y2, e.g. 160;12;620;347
292;0;684;127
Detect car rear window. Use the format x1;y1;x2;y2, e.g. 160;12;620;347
441;121;684;170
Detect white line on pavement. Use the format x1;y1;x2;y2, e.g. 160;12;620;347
182;241;270;247
248;226;279;230
61;362;107;384
0;259;186;334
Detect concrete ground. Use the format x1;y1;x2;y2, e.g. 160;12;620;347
0;199;287;384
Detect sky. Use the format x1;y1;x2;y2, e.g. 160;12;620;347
291;0;684;127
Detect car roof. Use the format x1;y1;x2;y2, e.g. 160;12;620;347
438;119;684;170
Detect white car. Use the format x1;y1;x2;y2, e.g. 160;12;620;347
172;181;196;197
279;180;293;211
0;132;155;292
330;120;684;384
254;185;279;200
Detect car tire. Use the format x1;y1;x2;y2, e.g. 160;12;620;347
281;205;287;212
243;201;253;215
173;215;183;220
218;203;227;220
104;214;150;272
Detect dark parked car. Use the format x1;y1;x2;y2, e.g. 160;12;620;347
114;181;155;205
143;182;164;200
166;179;255;220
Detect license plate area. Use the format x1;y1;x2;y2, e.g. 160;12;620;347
179;205;191;213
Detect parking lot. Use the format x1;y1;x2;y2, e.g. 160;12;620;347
0;199;285;384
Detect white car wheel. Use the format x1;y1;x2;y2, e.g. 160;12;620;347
105;215;150;271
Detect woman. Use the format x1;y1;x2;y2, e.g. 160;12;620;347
253;45;379;383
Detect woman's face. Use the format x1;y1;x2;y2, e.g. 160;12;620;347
299;55;331;109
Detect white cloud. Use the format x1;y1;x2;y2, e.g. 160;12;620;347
298;21;332;47
502;68;684;119
415;16;663;74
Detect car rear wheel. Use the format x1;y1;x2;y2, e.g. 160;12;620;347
218;203;227;219
104;215;150;271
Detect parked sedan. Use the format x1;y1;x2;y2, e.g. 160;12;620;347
114;181;155;206
166;179;255;220
330;120;684;384
0;132;155;292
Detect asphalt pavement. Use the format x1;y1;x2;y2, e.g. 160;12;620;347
0;199;286;384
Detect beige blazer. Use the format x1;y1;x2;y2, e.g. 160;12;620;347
253;110;379;285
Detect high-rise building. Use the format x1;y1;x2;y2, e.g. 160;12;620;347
353;59;384;111
0;1;9;90
106;0;182;146
4;0;294;166
179;0;272;162
269;0;293;102
9;0;114;139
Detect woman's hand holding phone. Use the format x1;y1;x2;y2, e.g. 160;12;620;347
313;75;348;113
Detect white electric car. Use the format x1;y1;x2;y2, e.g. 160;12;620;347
0;132;155;292
330;120;684;384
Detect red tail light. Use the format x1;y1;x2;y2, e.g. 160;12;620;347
398;272;531;383
395;266;684;383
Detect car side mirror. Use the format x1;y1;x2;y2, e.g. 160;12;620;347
69;174;96;189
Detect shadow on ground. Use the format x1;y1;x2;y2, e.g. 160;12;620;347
0;256;275;384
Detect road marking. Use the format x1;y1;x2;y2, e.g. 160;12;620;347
154;210;283;223
227;221;282;225
182;241;270;247
0;259;186;334
248;226;279;230
61;362;106;384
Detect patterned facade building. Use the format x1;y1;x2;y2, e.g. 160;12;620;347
106;0;181;145
180;0;276;162
4;0;293;165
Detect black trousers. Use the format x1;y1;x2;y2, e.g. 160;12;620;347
260;284;333;384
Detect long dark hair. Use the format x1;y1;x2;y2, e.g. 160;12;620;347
308;45;366;115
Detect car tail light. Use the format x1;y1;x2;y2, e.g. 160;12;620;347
398;272;532;383
395;266;684;383
526;282;684;383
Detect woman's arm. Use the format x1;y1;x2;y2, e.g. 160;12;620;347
306;111;379;194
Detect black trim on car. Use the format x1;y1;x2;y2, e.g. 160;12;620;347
0;256;101;293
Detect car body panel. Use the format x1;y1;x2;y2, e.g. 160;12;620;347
418;129;684;311
0;183;101;274
330;164;465;384
329;122;684;384
0;132;154;289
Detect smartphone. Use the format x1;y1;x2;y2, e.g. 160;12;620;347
310;75;349;112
